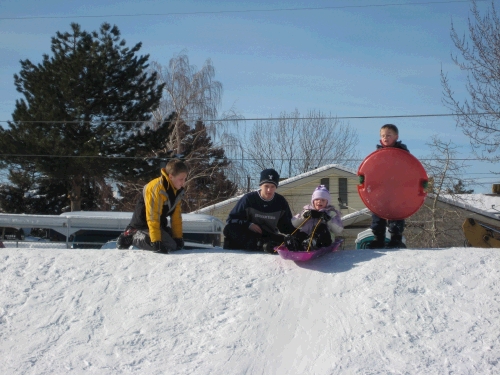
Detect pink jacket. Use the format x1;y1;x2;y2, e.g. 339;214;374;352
291;204;343;236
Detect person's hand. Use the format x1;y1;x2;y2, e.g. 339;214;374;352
305;210;322;219
320;212;331;221
152;241;169;253
174;238;184;250
249;223;262;234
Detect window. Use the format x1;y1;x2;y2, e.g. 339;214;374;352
320;178;330;191
338;178;348;209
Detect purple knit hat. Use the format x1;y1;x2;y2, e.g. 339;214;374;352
311;185;331;206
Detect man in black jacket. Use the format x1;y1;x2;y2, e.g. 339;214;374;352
223;168;294;253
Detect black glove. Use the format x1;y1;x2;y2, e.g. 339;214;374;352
174;238;184;250
152;241;169;253
303;210;325;219
320;212;332;221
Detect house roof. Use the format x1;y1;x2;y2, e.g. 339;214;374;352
195;163;357;213
432;194;500;221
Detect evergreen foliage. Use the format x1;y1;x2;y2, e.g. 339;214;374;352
115;113;237;213
181;119;237;212
0;23;164;213
446;180;475;194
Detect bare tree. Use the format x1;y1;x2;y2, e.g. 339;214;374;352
406;136;473;247
441;0;500;161
149;53;248;193
245;109;359;182
151;52;223;154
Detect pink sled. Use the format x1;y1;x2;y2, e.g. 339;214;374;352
275;239;344;262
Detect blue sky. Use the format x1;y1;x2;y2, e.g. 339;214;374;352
0;0;497;192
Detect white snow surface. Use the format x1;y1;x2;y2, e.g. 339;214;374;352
1;245;500;375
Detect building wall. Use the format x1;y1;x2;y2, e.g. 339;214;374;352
280;175;364;216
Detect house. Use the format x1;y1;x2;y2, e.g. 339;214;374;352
405;192;500;248
195;164;372;248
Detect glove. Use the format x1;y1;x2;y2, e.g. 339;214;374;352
320;212;332;221
302;210;322;219
152;241;169;253
174;238;184;250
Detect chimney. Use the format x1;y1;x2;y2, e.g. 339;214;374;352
492;184;500;194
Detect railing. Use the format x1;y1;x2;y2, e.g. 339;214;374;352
0;212;224;249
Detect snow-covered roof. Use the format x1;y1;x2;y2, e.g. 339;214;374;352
277;163;356;186
341;208;372;226
196;164;356;213
433;194;500;221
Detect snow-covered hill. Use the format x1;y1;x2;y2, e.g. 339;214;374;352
1;246;499;375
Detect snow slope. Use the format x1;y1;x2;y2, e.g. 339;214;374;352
1;246;499;375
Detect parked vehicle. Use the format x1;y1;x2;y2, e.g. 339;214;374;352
70;230;122;249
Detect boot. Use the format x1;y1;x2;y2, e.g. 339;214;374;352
116;228;136;249
302;236;318;251
284;235;300;251
386;234;406;249
366;232;386;249
222;237;236;250
262;241;279;254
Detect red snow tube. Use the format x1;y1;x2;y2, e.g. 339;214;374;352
357;148;428;220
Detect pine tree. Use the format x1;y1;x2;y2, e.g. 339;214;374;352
0;23;164;213
181;119;237;212
446;180;474;194
114;112;181;211
114;114;237;212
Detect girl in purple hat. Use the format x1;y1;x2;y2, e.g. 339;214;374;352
285;185;343;251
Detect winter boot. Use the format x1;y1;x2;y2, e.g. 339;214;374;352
223;237;236;250
366;232;386;249
116;228;136;249
284;235;301;251
262;241;279;254
302;236;318;251
386;234;406;249
245;238;261;251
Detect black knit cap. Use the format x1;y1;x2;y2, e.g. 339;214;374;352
259;168;280;187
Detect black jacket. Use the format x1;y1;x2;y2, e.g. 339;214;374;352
376;140;409;152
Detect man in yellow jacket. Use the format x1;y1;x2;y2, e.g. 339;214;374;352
117;158;188;253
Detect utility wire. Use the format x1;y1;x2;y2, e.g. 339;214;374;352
0;1;486;21
0;154;495;162
1;112;498;124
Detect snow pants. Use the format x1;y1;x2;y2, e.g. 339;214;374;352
223;223;285;250
370;213;405;236
296;222;333;248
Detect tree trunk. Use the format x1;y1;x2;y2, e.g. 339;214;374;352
69;177;82;211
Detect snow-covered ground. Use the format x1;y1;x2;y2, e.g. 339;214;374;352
1;244;500;375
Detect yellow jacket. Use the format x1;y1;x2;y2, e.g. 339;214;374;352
129;168;184;242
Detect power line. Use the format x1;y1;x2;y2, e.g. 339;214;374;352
1;112;499;124
0;1;485;21
0;153;496;163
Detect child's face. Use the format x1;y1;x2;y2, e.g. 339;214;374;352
260;183;277;200
380;128;399;147
169;172;187;190
313;198;328;210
